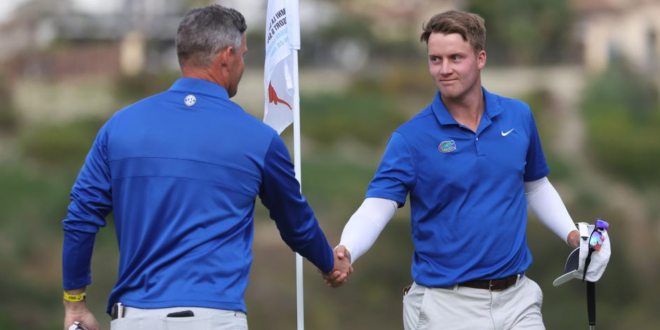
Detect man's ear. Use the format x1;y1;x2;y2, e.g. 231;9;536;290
477;49;487;70
217;46;235;67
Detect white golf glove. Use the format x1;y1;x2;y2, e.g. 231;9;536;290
554;222;611;286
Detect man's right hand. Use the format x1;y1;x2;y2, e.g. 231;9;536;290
320;245;354;288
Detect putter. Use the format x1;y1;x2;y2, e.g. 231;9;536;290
554;219;609;330
68;321;89;330
587;281;596;330
585;219;609;330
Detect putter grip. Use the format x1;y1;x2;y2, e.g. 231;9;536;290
587;281;596;326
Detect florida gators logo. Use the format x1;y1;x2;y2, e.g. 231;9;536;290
438;140;456;153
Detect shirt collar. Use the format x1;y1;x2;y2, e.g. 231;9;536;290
432;86;503;127
169;78;230;100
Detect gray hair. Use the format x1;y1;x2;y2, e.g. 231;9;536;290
176;5;247;69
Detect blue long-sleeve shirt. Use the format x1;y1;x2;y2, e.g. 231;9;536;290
62;78;334;314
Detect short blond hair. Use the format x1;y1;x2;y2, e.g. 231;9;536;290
420;11;486;52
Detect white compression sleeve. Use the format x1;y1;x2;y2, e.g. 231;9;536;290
339;197;398;264
525;177;577;245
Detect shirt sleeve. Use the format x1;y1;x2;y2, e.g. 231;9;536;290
525;177;576;244
523;112;550;182
339;197;398;264
259;133;334;273
365;132;416;207
62;122;114;290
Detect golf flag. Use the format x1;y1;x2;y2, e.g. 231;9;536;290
264;0;300;134
264;1;306;329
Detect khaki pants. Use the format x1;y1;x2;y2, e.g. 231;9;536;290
110;306;248;330
403;276;545;330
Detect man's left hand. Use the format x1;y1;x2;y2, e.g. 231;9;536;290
64;299;99;330
567;230;580;249
584;229;611;282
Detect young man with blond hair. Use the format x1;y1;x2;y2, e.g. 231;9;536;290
324;10;610;329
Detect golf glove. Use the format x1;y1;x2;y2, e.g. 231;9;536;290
554;222;611;285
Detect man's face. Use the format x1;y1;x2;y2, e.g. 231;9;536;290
227;34;247;98
427;33;486;101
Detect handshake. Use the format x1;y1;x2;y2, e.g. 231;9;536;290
318;245;353;288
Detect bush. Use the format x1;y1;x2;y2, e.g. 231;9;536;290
582;60;660;185
300;89;407;147
0;73;18;131
17;118;105;168
114;72;181;104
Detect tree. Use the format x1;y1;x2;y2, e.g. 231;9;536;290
467;0;574;65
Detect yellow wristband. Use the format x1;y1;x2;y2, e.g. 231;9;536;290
63;291;86;302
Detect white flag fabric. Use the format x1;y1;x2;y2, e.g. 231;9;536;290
264;0;300;134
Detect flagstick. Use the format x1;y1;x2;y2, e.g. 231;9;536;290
292;49;304;330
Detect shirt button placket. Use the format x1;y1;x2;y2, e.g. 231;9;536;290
475;134;487;156
475;136;480;155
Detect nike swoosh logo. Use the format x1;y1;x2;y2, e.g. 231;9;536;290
501;128;514;136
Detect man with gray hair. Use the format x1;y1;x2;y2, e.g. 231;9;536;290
62;5;350;330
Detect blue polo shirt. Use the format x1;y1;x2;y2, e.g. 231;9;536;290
62;78;334;314
367;88;549;287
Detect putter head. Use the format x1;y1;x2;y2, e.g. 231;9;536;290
68;321;89;330
553;247;581;286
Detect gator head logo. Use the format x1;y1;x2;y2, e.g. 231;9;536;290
268;82;292;110
438;140;457;153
